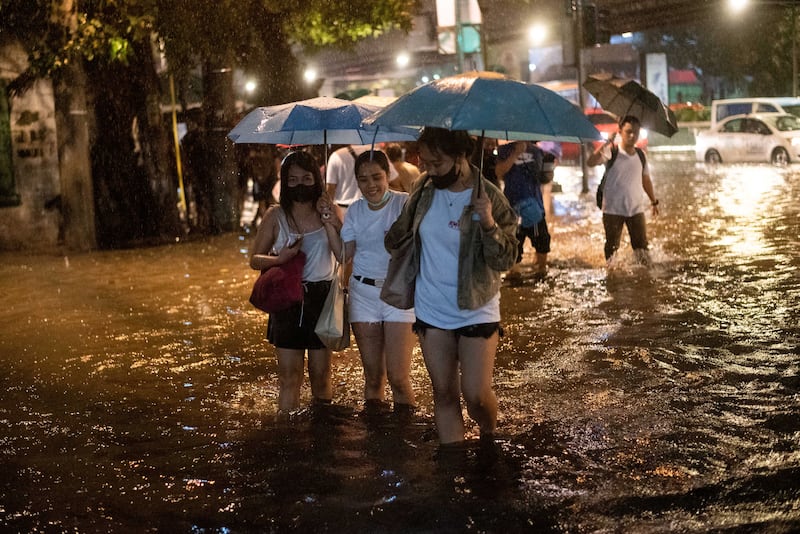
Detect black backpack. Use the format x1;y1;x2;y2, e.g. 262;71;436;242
596;146;646;209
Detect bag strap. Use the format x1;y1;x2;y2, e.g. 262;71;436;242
605;145;619;171
271;209;293;254
346;146;357;160
635;147;646;171
606;146;646;173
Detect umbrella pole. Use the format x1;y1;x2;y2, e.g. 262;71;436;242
477;131;485;198
478;133;485;178
370;127;379;152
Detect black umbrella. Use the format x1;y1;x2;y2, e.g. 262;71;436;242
583;73;679;137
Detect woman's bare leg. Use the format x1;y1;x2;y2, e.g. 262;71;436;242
384;321;416;406
420;328;463;444
352;322;387;401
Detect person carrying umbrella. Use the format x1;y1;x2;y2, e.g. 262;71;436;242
249;150;344;414
383;127;518;445
587;115;660;265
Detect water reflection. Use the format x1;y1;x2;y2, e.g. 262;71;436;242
1;155;798;532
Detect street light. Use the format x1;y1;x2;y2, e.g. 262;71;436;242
528;22;548;46
396;52;410;69
728;0;798;97
303;67;318;85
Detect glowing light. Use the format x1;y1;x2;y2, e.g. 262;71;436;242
528;23;548;46
244;80;256;94
396;52;410;68
728;0;749;13
303;67;317;84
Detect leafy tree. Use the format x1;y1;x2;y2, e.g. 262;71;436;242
1;0;416;247
639;6;796;101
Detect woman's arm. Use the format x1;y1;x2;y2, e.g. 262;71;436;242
317;194;346;261
480;185;519;272
249;206;284;270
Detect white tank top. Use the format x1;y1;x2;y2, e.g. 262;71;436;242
274;210;335;282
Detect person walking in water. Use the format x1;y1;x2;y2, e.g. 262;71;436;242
587;115;659;265
249;151;343;414
322;149;417;415
384;127;518;445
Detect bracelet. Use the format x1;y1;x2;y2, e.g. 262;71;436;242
651;199;659;206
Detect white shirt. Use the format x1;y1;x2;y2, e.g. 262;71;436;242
326;145;399;206
414;188;500;329
602;147;650;217
274;210;335;282
341;192;408;279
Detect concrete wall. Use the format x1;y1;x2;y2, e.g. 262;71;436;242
0;42;61;251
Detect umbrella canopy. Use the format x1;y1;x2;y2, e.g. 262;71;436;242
227;96;419;145
583;73;679;137
364;71;601;143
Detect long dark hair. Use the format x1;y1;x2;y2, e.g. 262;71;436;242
278;150;323;212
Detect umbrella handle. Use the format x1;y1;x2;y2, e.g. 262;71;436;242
477;131;485;198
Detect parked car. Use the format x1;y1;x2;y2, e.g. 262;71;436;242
695;113;800;165
560;109;648;163
710;97;800;129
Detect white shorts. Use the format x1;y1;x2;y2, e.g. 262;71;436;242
349;275;416;323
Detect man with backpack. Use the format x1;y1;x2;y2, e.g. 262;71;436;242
587;115;659;265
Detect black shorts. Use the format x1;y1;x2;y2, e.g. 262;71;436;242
517;218;550;260
413;319;503;339
267;280;331;350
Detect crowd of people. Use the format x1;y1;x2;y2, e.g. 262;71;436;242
248;119;657;446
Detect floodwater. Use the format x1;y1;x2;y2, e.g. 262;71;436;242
1;153;798;533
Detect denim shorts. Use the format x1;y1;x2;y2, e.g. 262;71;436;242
349;275;415;323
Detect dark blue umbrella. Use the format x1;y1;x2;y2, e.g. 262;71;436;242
364;72;601;142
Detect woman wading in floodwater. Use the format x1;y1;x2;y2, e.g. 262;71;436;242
385;128;518;444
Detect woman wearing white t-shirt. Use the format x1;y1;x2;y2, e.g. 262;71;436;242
384;128;519;445
324;150;417;413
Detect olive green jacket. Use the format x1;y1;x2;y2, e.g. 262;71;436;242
384;164;518;310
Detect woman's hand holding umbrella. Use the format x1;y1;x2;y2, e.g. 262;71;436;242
474;194;496;233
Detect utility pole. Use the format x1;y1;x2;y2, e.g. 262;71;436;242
572;0;591;194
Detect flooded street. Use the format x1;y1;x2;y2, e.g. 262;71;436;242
1;153;798;532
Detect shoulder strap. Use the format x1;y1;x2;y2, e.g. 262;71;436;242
605;145;619;170
635;147;646;168
346;146;357;160
270;209;291;254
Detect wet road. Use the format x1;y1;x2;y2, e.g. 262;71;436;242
1;153;798;532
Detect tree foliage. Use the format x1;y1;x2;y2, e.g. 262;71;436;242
2;0;416;92
1;0;416;247
639;5;797;99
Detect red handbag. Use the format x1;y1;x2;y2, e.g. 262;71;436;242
249;251;306;313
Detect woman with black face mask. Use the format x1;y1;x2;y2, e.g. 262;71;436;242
383;127;519;446
250;150;344;416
